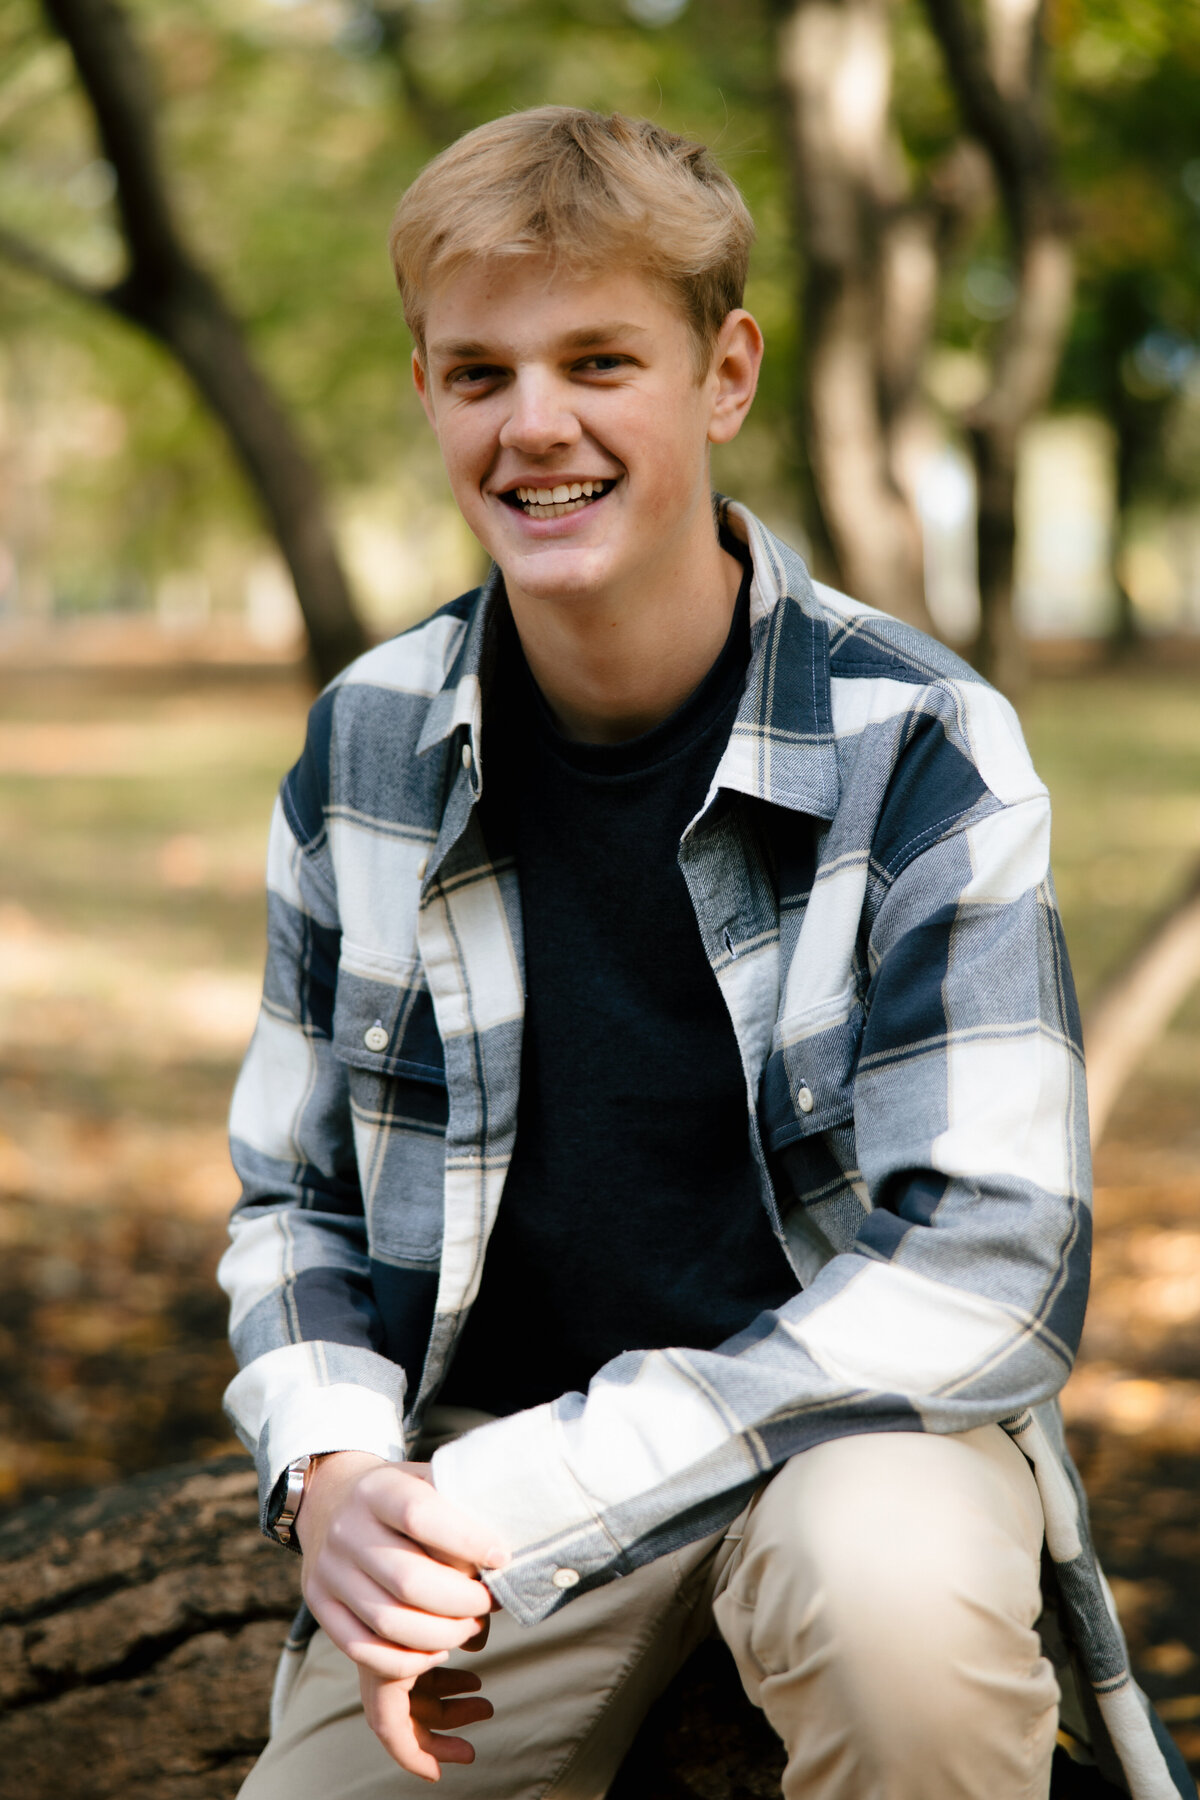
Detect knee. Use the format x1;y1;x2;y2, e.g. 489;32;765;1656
719;1429;1047;1704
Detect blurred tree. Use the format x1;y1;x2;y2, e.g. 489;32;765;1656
1052;0;1200;648
0;0;368;685
924;0;1073;695
774;0;948;634
1;0;1196;673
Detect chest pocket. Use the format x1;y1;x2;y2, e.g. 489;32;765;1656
759;984;863;1154
331;946;447;1266
332;943;446;1087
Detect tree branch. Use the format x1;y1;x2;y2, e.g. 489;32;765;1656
921;0;1056;231
367;1;470;146
0;223;109;306
41;0;181;290
12;0;370;684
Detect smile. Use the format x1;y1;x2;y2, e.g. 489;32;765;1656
502;479;616;519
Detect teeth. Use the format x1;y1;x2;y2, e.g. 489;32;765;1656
512;479;611;514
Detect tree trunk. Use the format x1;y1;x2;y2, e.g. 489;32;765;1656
30;0;370;689
969;415;1024;694
923;0;1075;698
0;1456;299;1799
0;1456;1123;1797
114;268;371;687
0;1457;790;1800
776;0;938;636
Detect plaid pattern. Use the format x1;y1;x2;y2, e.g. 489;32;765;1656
221;501;1188;1799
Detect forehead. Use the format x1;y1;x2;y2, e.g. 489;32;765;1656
423;256;690;360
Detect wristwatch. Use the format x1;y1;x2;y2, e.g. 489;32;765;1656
275;1453;319;1549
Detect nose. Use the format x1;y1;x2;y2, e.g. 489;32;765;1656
498;367;581;457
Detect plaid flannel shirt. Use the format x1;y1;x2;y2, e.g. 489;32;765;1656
221;501;1188;1799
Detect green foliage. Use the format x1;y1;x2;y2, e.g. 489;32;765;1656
0;0;1197;622
1052;0;1200;503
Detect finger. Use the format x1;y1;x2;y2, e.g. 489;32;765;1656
318;1595;454;1681
368;1471;508;1573
413;1667;484;1698
363;1682;444;1783
333;1569;489;1654
410;1692;494;1732
411;1715;478;1768
462;1611;491;1653
361;1539;496;1618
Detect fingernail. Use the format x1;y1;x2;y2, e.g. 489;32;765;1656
484;1547;508;1569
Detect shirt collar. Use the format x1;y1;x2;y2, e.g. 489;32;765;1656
416;499;840;822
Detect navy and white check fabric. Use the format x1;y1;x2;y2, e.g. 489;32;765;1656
221;501;1188;1798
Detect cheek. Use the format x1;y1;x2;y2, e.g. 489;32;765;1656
641;428;707;510
438;427;487;494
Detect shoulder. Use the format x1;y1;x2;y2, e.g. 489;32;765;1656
281;588;483;850
327;588;480;711
810;580;1046;817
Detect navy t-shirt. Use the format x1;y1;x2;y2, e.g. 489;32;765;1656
440;546;797;1416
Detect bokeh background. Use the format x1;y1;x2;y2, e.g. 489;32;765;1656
2;0;1200;1776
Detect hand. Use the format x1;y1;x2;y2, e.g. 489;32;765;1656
359;1663;494;1781
295;1451;507;1777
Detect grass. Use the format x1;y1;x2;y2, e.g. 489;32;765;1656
1024;668;1200;1012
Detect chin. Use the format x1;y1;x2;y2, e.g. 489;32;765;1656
500;544;616;603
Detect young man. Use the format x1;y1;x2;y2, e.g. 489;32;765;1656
223;109;1188;1800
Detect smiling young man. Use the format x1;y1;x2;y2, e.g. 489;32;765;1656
224;109;1189;1800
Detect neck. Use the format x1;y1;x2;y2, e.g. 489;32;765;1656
503;517;744;746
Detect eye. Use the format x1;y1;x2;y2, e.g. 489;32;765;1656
576;354;631;375
447;364;505;391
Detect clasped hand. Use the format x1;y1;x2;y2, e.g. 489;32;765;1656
295;1451;508;1781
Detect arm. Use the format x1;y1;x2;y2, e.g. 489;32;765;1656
430;784;1090;1626
219;778;411;1520
219;713;505;1777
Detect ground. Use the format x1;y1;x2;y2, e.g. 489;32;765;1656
1;652;1199;1779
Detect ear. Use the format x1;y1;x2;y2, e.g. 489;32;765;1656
412;349;437;431
706;310;764;447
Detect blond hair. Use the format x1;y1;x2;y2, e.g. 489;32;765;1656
389;107;754;374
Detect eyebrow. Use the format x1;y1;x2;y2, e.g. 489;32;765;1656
428;321;649;361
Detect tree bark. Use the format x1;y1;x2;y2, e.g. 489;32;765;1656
0;1455;1123;1796
5;0;371;688
776;0;938;635
0;1456;789;1800
923;0;1075;697
0;1456;299;1799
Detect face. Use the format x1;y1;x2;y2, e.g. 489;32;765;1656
413;258;759;613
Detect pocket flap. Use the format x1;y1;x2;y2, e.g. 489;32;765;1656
759;995;863;1150
332;949;445;1084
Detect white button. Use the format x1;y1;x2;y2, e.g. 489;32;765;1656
461;743;473;772
551;1567;580;1590
364;1023;389;1053
416;856;428;880
796;1085;814;1114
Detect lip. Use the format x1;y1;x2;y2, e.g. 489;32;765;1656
491;475;621;536
494;475;619;499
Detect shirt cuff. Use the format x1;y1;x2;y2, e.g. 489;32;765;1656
431;1404;620;1625
226;1344;408;1538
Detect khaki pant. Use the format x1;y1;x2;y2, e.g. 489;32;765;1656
241;1418;1059;1800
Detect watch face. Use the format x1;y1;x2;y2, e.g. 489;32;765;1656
277;1458;310;1541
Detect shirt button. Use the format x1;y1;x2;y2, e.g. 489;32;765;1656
551;1567;580;1590
796;1085;815;1114
364;1022;389;1052
416;856;428;880
461;743;473;772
